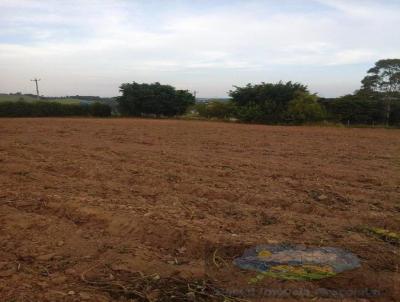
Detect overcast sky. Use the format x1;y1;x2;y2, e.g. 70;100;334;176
0;0;399;98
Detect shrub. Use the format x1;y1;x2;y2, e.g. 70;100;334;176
89;102;112;117
322;95;386;125
287;92;326;123
0;101;111;117
194;101;236;119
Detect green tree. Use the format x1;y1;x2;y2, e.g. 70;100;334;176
322;95;386;125
117;82;195;117
229;81;308;123
287;92;325;123
361;59;400;125
194;100;236;119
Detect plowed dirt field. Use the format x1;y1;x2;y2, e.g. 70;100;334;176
0;118;399;301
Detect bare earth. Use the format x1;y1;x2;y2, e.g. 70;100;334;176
0;118;399;301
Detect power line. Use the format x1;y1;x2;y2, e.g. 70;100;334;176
30;78;41;99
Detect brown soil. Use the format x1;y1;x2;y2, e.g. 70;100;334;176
0;118;399;302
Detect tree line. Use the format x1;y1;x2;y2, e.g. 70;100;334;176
0;101;111;117
191;59;400;126
1;59;399;125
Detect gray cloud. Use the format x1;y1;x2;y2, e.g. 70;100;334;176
0;0;399;97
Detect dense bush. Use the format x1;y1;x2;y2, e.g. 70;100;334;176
0;101;111;117
89;102;112;117
194;101;236;119
321;95;388;125
234;103;265;122
229;81;309;123
389;101;400;126
287;92;326;123
117;82;195;117
320;95;400;126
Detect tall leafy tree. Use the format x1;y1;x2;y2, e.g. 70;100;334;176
361;59;400;125
229;81;308;123
117;82;195;117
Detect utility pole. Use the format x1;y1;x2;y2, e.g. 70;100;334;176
193;90;197;99
31;78;41;99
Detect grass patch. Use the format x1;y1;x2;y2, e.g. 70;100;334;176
366;227;400;245
249;264;336;283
